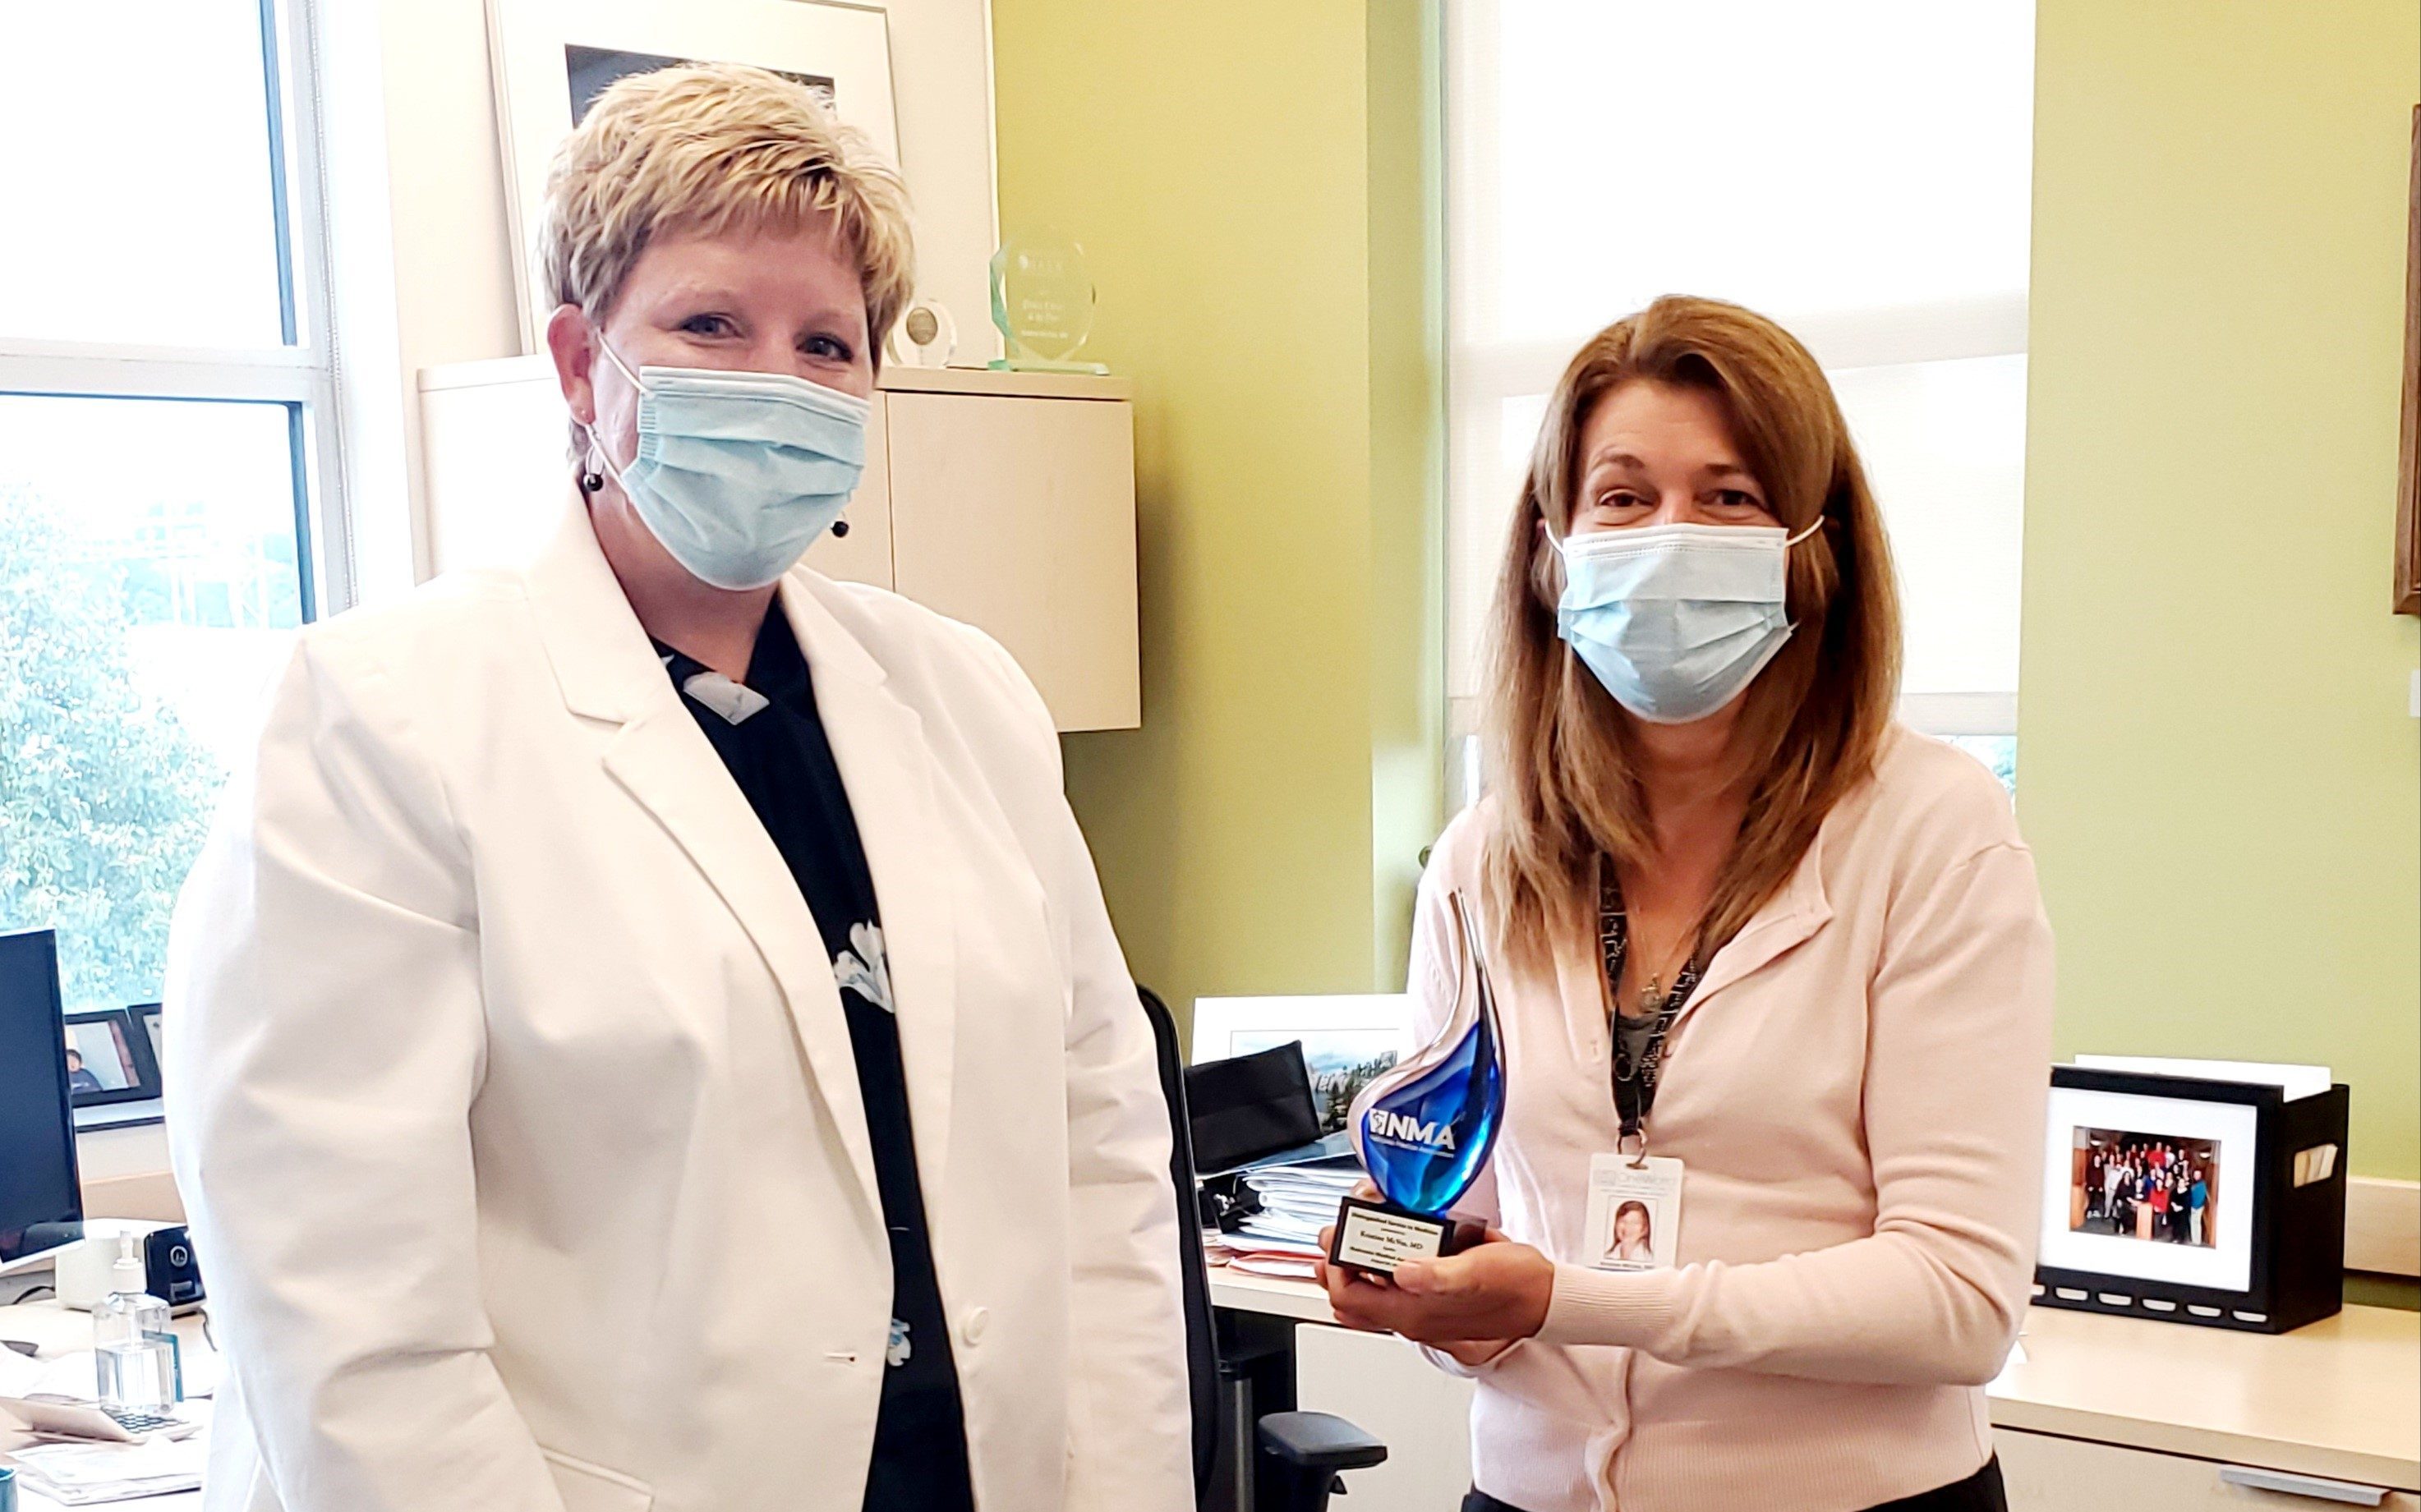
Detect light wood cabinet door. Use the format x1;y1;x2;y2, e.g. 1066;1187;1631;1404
1997;1428;2419;1510
882;390;1140;732
808;389;892;588
416;361;1142;731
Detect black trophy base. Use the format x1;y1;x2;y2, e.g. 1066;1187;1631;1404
1328;1193;1483;1277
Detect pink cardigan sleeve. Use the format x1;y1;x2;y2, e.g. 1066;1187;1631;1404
1532;841;2055;1386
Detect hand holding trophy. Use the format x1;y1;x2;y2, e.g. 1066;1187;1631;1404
1328;890;1508;1275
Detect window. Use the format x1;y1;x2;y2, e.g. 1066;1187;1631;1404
0;0;344;1014
1445;1;2035;792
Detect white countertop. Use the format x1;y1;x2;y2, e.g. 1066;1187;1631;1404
1991;1302;2419;1490
1209;1271;2421;1491
1209;1268;1339;1323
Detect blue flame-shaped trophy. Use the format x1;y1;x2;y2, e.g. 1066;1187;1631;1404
1328;890;1509;1275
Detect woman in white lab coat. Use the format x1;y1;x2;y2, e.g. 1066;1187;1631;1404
165;63;1190;1512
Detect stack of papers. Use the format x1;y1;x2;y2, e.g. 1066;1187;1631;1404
7;1436;205;1505
1198;1146;1363;1280
1199;1161;1361;1276
1239;1163;1359;1245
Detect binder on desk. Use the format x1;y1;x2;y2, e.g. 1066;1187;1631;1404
1184;1040;1324;1178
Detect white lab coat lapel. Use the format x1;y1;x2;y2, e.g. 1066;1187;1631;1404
523;498;883;1224
780;575;960;1238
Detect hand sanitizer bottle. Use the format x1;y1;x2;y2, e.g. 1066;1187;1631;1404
92;1234;178;1414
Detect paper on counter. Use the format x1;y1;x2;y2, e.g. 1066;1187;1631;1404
0;1349;44;1401
1227;1253;1321;1280
0;1353;112;1408
7;1434;204;1505
2071;1055;2331;1101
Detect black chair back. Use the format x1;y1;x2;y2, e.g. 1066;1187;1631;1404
1139;985;1222;1499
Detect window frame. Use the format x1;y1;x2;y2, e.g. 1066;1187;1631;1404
1440;0;2032;751
0;0;353;617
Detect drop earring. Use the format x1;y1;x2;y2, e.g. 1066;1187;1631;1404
831;514;851;539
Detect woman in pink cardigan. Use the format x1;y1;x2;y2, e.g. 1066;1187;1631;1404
1317;297;2055;1512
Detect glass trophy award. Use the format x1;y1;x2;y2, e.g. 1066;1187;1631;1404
988;230;1109;374
1328;890;1508;1275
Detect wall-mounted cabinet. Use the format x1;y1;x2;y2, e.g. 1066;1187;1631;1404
416;359;1139;732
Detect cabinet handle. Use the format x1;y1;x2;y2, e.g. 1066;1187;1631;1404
2217;1464;2388;1505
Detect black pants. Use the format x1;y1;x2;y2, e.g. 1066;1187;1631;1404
1462;1455;2008;1512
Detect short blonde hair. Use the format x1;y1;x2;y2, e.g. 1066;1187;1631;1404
542;62;914;352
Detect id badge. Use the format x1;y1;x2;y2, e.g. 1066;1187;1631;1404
1585;1152;1684;1271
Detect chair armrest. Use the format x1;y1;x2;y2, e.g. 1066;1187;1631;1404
1255;1410;1388;1473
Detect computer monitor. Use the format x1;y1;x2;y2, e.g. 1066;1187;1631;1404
0;928;85;1271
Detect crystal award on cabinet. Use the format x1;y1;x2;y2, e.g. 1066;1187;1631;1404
1328;891;1508;1275
988;229;1109;374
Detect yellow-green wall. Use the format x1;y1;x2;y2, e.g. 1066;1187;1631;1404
2024;2;2421;1179
992;5;1444;1027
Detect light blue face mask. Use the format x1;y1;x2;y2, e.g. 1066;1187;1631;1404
585;338;869;591
1555;519;1821;724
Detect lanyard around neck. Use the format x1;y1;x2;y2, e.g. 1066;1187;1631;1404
1600;866;1703;1155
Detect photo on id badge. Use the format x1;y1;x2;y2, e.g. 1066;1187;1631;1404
1586;1153;1683;1272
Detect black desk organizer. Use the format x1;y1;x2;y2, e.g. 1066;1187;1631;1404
2035;1066;2349;1335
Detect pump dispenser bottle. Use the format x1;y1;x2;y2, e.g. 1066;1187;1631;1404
92;1234;177;1414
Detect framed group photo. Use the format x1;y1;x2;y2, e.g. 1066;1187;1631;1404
2035;1064;2350;1334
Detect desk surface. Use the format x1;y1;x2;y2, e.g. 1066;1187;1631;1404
1210;1272;2421;1491
0;1303;209;1509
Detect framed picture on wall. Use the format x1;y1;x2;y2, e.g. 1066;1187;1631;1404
486;0;900;350
2398;103;2419;615
61;1008;162;1110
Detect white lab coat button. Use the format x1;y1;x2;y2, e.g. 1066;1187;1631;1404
960;1307;990;1346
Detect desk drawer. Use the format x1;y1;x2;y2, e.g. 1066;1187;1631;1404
1996;1428;2418;1510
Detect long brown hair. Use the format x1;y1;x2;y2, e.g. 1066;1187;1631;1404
1480;296;1901;972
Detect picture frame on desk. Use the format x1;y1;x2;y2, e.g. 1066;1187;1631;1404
60;1008;162;1110
2036;1065;2349;1335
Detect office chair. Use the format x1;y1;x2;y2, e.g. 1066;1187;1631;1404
1139;986;1388;1512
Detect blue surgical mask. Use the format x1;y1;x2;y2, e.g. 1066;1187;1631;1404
1555;519;1820;724
585;338;869;591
